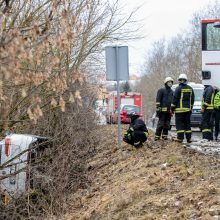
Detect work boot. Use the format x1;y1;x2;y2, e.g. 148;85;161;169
162;135;168;140
177;139;183;143
134;143;143;148
173;138;183;143
154;136;160;141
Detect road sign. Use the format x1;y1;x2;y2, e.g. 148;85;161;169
105;46;129;81
105;46;129;146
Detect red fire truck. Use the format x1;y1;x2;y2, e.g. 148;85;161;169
106;92;142;124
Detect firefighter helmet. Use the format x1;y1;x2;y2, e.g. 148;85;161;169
127;112;140;121
178;74;188;81
164;77;174;84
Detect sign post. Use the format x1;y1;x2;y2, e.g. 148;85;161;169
105;46;129;146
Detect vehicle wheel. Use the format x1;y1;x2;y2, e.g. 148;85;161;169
107;117;110;124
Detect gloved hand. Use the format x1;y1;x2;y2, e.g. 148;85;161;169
169;110;174;117
170;105;176;116
156;106;162;113
123;132;132;144
123;134;129;141
156;107;162;117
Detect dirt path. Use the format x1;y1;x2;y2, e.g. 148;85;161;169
65;125;220;220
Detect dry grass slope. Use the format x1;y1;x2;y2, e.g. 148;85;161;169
65;125;220;220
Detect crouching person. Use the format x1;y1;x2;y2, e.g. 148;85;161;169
123;112;149;148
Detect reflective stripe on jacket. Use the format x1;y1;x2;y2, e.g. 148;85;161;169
171;83;195;113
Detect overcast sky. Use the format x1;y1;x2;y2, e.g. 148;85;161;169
119;0;214;76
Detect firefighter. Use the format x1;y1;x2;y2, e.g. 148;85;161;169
201;85;215;141
123;112;148;148
200;84;215;140
171;74;195;143
155;77;174;141
214;88;220;141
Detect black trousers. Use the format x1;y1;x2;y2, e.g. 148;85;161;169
175;112;192;141
214;110;220;139
123;130;147;147
155;112;171;138
201;110;214;140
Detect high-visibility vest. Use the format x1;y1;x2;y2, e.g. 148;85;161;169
214;91;220;109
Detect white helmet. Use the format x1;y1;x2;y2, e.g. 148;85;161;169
178;73;187;81
164;77;174;84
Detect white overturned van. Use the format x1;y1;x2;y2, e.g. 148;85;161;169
0;134;49;203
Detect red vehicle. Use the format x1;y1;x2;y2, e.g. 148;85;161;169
106;92;142;124
112;104;142;124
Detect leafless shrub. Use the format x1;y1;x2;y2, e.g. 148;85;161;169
0;0;139;219
0;82;100;219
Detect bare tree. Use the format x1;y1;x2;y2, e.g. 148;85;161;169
0;0;140;132
135;1;220;120
0;0;141;218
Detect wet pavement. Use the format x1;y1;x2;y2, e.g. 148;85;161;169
149;124;220;156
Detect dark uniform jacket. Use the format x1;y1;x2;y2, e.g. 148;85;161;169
130;118;148;132
156;86;173;112
171;83;195;113
202;85;214;110
124;117;148;144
